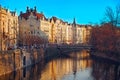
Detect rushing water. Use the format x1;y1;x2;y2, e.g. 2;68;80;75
0;49;120;80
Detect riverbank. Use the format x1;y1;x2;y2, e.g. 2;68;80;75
0;44;92;76
0;48;44;76
90;51;120;65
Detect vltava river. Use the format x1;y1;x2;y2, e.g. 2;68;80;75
0;49;119;80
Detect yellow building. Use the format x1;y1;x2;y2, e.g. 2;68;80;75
0;6;7;51
40;18;51;43
55;19;64;44
49;17;58;43
76;25;92;44
0;6;18;51
66;24;73;44
85;25;92;44
18;7;92;46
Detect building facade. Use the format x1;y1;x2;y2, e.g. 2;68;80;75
0;6;92;51
0;6;18;51
19;7;48;47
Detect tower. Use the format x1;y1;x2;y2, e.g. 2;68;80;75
72;18;76;44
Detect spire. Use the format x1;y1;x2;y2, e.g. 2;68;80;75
34;6;37;12
73;18;76;27
73;18;76;24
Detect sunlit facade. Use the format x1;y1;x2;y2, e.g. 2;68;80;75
66;23;73;44
0;6;92;49
19;7;48;46
0;6;18;51
76;25;92;44
49;17;58;43
40;18;51;43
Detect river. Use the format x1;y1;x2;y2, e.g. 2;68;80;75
0;49;119;80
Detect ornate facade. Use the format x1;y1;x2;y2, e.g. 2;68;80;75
0;6;18;51
0;6;92;51
19;7;48;47
19;7;92;45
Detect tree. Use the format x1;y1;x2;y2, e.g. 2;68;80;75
104;5;120;27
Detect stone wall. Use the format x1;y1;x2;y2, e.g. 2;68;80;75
0;48;44;76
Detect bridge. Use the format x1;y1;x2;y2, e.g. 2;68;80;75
56;45;92;53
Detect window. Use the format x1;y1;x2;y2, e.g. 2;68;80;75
31;31;33;34
30;24;33;27
3;22;4;26
37;32;39;34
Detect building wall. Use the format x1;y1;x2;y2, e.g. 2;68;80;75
7;11;18;49
85;26;92;44
0;6;18;51
19;9;48;46
50;19;58;43
40;19;51;42
0;7;7;50
76;25;81;44
66;24;73;44
0;6;92;49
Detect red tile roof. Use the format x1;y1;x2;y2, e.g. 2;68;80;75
20;12;44;19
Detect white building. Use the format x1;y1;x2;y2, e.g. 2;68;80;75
19;7;48;46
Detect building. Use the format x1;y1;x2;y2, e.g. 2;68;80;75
0;5;18;51
76;25;92;44
19;6;92;47
19;7;48;47
65;23;73;44
72;18;77;44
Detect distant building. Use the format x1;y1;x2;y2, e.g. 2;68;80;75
0;6;18;51
50;17;73;44
72;18;77;44
49;17;58;43
66;23;73;44
76;25;92;44
18;6;92;46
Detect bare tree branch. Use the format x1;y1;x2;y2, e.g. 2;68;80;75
105;7;115;25
104;5;120;27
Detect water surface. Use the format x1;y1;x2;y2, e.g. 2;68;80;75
0;49;119;80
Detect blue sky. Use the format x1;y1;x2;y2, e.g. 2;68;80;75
0;0;120;24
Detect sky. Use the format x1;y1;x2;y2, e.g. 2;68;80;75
0;0;120;25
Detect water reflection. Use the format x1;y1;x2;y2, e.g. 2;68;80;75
40;50;92;80
0;50;119;80
0;61;45;80
92;57;120;80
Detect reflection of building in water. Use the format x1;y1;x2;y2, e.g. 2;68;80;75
0;60;45;80
92;60;120;80
0;50;92;80
40;50;92;80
